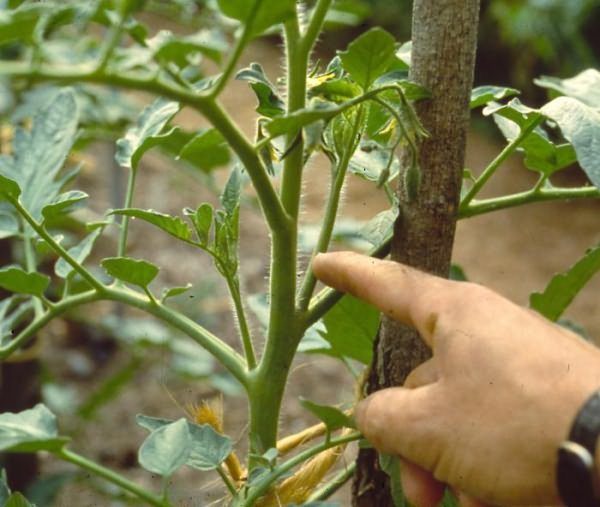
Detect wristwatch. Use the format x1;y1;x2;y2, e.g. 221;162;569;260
557;390;600;507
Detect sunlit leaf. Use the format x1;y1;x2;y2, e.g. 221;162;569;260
55;227;103;279
541;97;600;188
470;85;519;109
185;203;213;246
530;244;600;321
339;27;397;90
115;98;180;170
147;29;227;65
138;418;190;477
41;190;88;222
0;404;69;453
101;257;159;289
110;208;194;244
0;267;49;297
236;63;285;118
161;283;193;303
299;399;355;432
535;69;600;108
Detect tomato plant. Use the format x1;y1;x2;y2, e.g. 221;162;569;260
0;1;598;505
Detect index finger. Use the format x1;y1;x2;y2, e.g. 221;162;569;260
312;252;452;346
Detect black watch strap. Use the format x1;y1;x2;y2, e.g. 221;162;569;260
557;390;600;507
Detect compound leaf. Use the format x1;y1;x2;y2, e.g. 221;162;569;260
116;98;180;170
110;208;194;244
138;418;190;477
339;27;396;90
0;404;69;453
0;267;49;297
530;244;600;322
541;96;600;188
101;257;159;289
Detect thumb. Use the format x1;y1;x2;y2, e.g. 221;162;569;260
355;385;442;467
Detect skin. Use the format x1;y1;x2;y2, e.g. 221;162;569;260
312;251;600;507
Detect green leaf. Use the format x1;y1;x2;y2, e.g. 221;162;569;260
265;100;340;137
110;208;194;244
299;399;355;432
41;190;88;222
360;208;398;246
236;63;285;118
470;85;519;109
138;418;190;477
217;0;296;37
320;294;380;364
0;267;49;297
530;245;600;321
535;69;600;108
349;143;399;183
5;492;34;507
55;228;103;279
161;283;193;303
185;204;213;246
339;27;397;90
115;98;180;170
323;0;371;29
147;29;227;66
0;469;10;504
220;166;242;215
541;97;600;188
136;416;232;471
378;454;407;507
101;257;159;289
0;90;78;221
0;404;69;453
0;175;21;201
178;128;231;172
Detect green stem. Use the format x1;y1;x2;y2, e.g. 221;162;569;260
22;224;44;318
97;0;132;71
117;167;138;257
460;116;544;206
0;62;287;235
0;290;101;360
11;199;105;292
57;448;168;507
225;275;256;369
217;465;238;497
298;107;363;309
240;432;361;506
300;0;334;52
208;0;263;99
306;462;356;501
305;236;392;328
459;185;600;218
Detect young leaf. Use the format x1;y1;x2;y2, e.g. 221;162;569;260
319;294;380;364
101;257;159;289
534;69;600;108
161;283;193;303
0;90;78;220
109;208;194;244
0;267;50;297
5;492;34;507
185;204;214;246
540;97;600;189
178;128;231;172
220;166;242;215
55;228;103;279
0;404;69;453
115;98;180;170
530;245;600;322
470;85;519;109
41;190;88;222
138;418;190;477
236;63;285;117
299;399;355;432
339;27;397;90
136;415;232;471
217;0;296;37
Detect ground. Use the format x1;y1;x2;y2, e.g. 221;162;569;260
33;38;600;506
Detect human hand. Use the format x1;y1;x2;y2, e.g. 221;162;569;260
312;251;600;506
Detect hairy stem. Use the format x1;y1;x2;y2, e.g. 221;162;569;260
460;115;543;206
22;224;44;318
225;275;256;370
307;462;356;501
301;0;334;52
57;448;168;507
